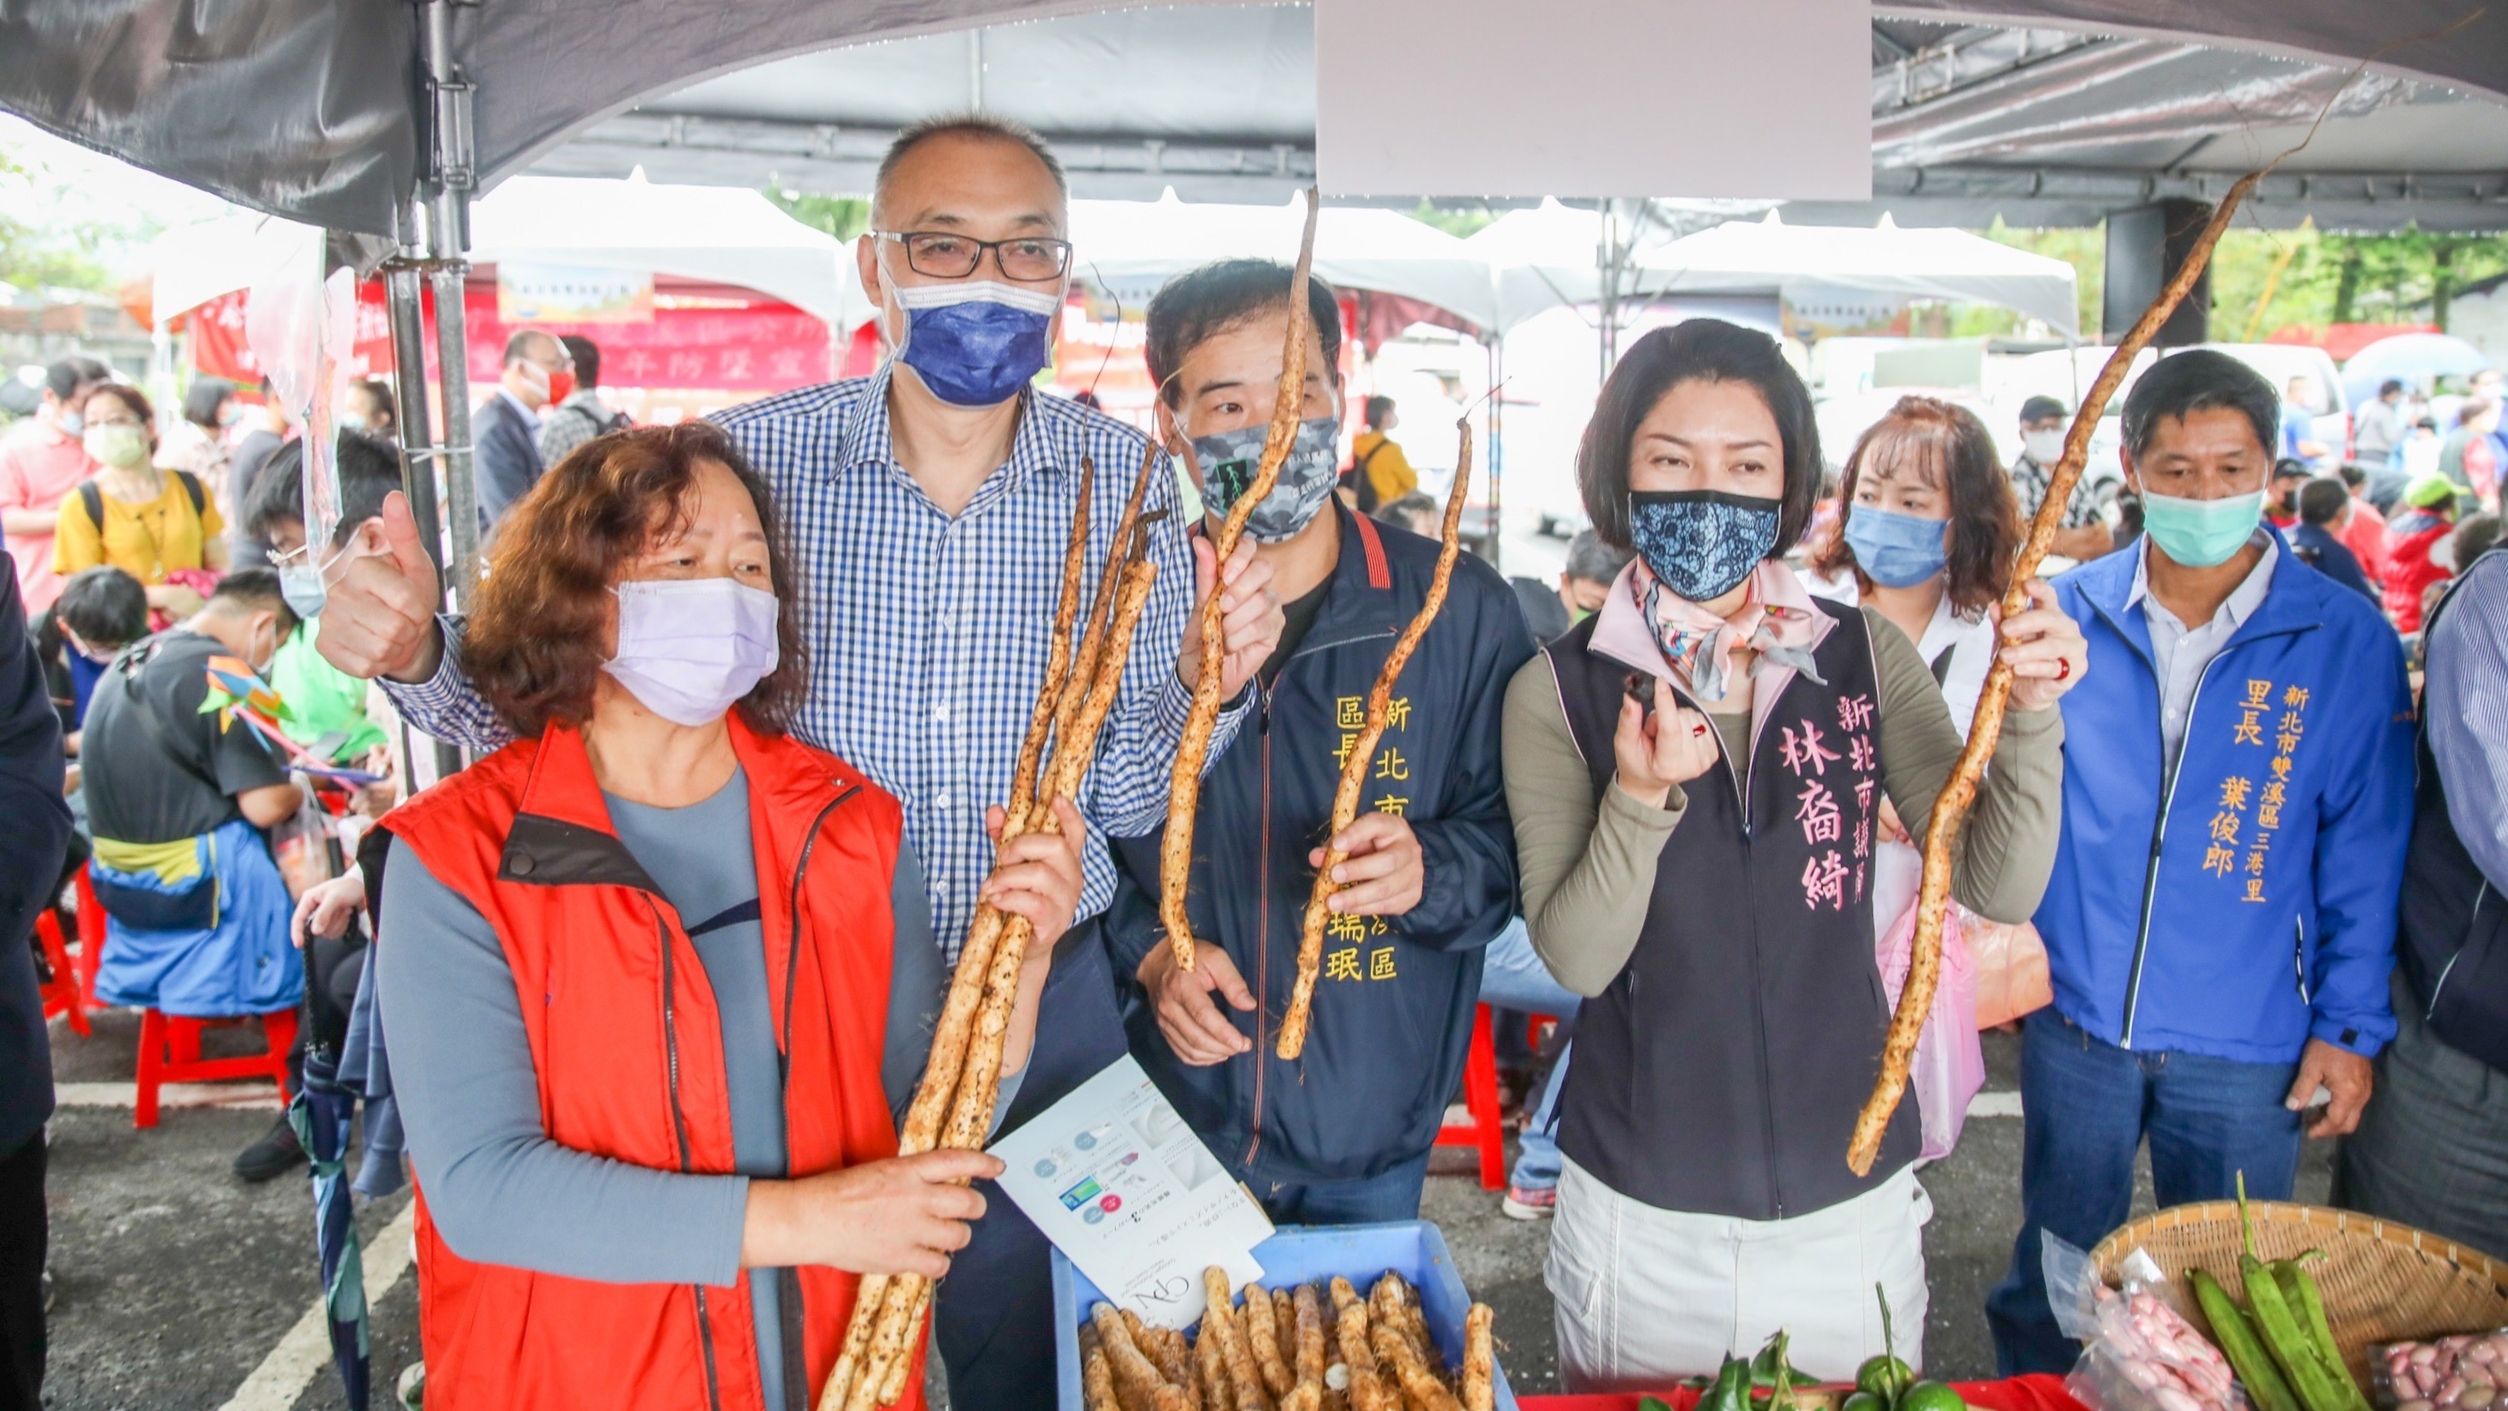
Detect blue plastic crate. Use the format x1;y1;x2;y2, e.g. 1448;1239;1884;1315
1050;1219;1518;1409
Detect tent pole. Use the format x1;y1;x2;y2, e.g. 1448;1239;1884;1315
429;265;478;585
383;263;447;582
384;254;468;786
418;0;480;595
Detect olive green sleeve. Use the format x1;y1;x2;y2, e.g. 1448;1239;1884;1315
1865;605;2066;924
1502;653;1686;998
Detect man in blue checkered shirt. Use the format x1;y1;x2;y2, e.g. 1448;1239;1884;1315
315;115;1285;1410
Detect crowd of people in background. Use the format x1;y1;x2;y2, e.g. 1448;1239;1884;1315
2;109;2506;1411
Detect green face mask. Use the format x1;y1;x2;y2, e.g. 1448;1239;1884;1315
2141;488;2265;568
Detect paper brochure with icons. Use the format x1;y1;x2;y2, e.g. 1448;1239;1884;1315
990;1055;1274;1329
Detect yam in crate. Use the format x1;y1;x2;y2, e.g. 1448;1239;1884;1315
2089;1201;2508;1387
1050;1219;1520;1409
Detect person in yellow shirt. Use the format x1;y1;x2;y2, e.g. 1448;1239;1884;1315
52;384;227;621
1350;393;1417;512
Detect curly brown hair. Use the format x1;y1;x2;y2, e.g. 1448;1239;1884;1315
464;422;807;737
1812;396;2019;620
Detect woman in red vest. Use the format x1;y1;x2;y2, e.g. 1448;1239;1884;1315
374;423;1083;1411
2383;472;2461;633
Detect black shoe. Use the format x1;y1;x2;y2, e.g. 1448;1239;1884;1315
233;1114;305;1182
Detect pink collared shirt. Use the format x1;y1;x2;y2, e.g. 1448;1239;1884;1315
0;418;95;614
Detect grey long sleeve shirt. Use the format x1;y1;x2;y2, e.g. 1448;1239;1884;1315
378;765;978;1408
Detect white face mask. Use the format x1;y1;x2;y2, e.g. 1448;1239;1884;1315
2021;429;2065;465
603;578;781;727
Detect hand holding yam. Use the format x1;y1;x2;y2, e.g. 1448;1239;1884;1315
1159;191;1323;973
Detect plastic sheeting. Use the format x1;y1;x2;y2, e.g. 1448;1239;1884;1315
1067;195;1501;334
1466;204;2079;336
143;176;871;331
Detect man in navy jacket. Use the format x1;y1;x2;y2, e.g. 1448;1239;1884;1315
0;552;73;1403
472;329;569;529
1107;261;1533;1222
1987;351;2414;1374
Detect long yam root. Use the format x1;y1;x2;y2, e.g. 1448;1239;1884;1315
1335;1301;1379;1378
834;537;1163;1409
1245;1281;1297;1400
1462;1304;1495;1411
850;560;1165;1409
1008;455;1096;822
1199;1309;1238;1411
1275;421;1475;1060
1293;1284;1328;1388
1086;1333;1126;1411
1159;189;1323;971
1096;1302;1181;1411
1370;1323;1462;1411
1208;1268;1274;1411
1842;170;2266;1176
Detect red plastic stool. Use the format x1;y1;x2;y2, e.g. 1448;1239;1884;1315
73;866;106;1007
134;1008;296;1129
34;910;88;1037
1436;1005;1562;1191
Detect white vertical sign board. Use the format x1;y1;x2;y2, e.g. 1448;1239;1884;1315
1315;0;1871;201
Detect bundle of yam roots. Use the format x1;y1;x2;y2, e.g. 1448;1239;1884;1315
1082;1268;1497;1411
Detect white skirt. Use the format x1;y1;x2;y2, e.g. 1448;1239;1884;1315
1546;1156;1933;1390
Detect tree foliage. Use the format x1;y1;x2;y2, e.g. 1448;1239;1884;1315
767;190;872;244
0;147;123;294
1982;219;2508;341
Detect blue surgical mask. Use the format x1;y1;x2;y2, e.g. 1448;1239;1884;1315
280;564;328;619
2140;488;2265;569
1628;490;1780;603
1842;504;1950;588
1191;415;1344;543
888;274;1061;408
58;410;83;437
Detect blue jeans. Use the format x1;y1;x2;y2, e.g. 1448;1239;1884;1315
1986;1011;2303;1376
1235;1151;1434;1226
1477;918;1580;1192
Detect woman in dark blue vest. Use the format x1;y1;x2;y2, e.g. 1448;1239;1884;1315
1500;321;2086;1387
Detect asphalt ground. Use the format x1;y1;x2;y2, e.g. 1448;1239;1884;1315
40;1009;2342;1409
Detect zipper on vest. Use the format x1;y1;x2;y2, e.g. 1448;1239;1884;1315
647;897;725;1411
2120;652;2230;1049
1738;826;1784;1217
2426;881;2487;1020
1246;687;1275;1169
770;784;860;1411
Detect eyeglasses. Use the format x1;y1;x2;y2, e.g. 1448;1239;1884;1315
875;231;1073;282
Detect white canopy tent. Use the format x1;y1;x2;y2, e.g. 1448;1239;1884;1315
144;175;871;331
1067;194;1504;333
1468;202;2080;337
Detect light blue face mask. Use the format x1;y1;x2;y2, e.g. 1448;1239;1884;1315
1842;504;1951;588
1191;415;1344;543
2141;488;2265;568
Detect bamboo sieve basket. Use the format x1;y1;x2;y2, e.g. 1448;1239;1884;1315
2090;1201;2508;1387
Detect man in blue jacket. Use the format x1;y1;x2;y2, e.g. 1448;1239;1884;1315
1107;260;1534;1223
1987;350;2415;1374
0;552;74;1403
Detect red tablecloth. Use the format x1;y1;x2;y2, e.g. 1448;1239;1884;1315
1521;1372;2087;1411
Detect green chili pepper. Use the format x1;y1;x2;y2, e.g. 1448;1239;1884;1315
2191;1267;2302;1411
2274;1259;2368;1411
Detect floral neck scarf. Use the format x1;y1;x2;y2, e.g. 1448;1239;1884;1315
1634;559;1827;704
